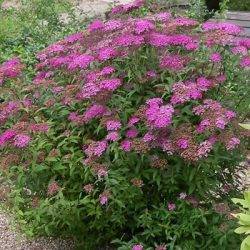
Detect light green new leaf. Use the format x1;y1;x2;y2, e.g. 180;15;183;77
232;198;250;208
239;123;250;130
235;226;250;234
241;235;250;250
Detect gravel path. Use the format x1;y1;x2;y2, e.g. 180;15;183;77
0;211;75;250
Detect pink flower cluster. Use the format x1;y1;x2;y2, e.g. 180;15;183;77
0;101;20;124
160;54;189;71
240;56;250;68
84;140;108;158
145;98;174;128
193;99;236;132
111;0;144;15
0;122;49;148
0;57;23;84
202;21;242;35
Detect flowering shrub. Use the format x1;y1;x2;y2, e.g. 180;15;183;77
0;0;249;249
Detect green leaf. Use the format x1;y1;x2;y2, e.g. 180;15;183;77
237;214;250;226
239;123;250;130
235;226;250;234
241;235;250;250
232;198;250;208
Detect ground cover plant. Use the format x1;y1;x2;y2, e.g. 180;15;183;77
0;0;250;249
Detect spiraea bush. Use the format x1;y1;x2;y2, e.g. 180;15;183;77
0;0;250;249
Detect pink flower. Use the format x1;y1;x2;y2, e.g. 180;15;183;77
104;20;123;32
132;244;143;250
106;131;119;142
111;5;123;14
121;139;132;152
99;191;109;205
13;134;31;148
0;57;23;81
64;32;83;43
148;33;170;47
143;132;155;142
47;181;60;196
154;12;171;21
171;81;202;105
100;78;122;91
51;86;64;94
68;54;95;70
68;112;82;123
100;66;115;76
106;120;121;131
168;34;193;46
238;38;250;49
0;129;17;146
146;70;157;78
115;34;144;47
97;167;108;179
84;140;108;157
226;137;240;150
134;19;154;34
196;77;211;91
46;44;64;54
210;52;222;63
146;99;174;128
168;202;176;211
160;139;174;154
111;0;144;14
225;110;236;119
196;119;211;133
174;17;198;27
98;47;117;61
185;42;199;51
240;56;250;68
128;116;140;126
208;135;218;144
177;139;189;149
179;192;187;199
146;98;163;106
215;117;226;129
88;19;104;32
231;46;248;56
215;74;226;83
83;104;107;122
202;21;242;35
83;184;94;193
160;54;188;71
126;127;138;138
29;123;49;133
197;140;213;158
77;81;100;100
